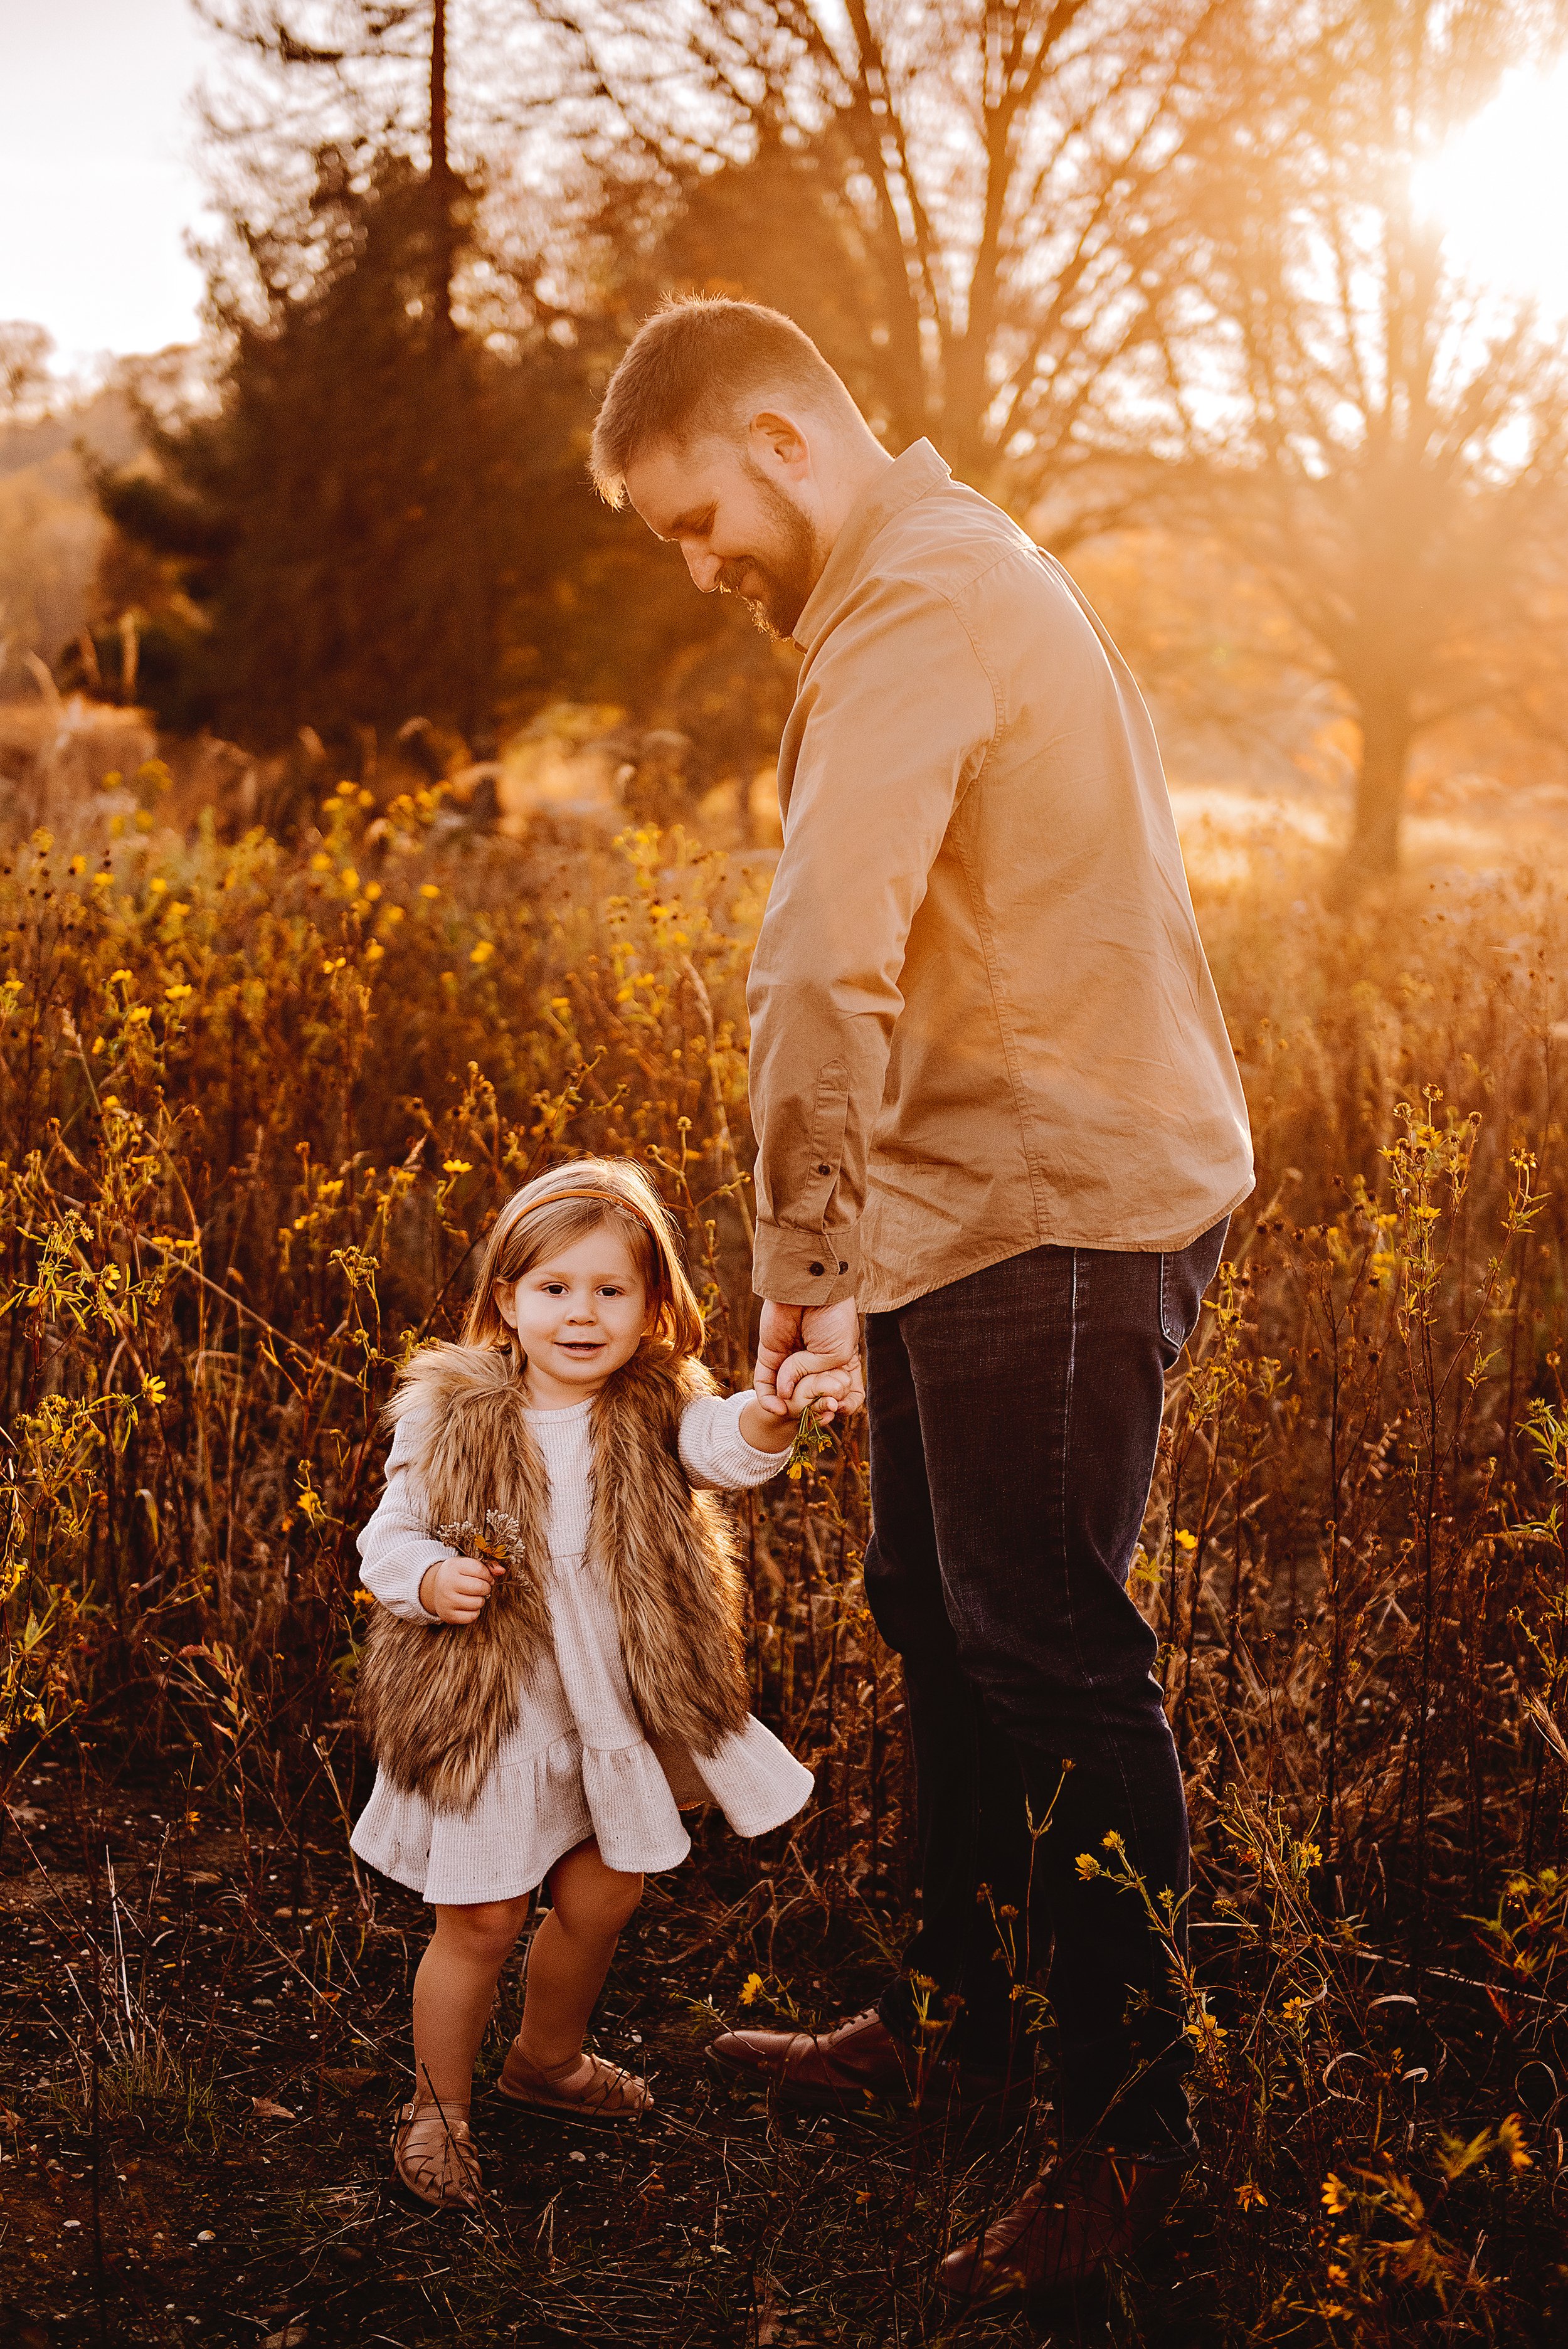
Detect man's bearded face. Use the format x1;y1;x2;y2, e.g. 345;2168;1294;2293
623;427;827;639
712;459;822;639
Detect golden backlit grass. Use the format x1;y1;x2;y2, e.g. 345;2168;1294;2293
3;783;1566;2340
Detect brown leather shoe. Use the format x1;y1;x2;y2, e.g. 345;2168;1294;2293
709;2008;1030;2129
708;2007;911;2111
936;2149;1187;2305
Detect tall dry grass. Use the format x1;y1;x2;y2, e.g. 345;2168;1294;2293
3;778;1566;2338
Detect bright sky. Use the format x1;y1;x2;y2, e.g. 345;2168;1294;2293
2;5;1565;376
1414;59;1568;321
0;0;223;371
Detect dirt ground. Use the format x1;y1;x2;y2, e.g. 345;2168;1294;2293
0;1751;1184;2349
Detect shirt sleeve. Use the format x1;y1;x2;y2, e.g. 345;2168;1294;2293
356;1411;453;1622
678;1389;788;1491
746;573;998;1305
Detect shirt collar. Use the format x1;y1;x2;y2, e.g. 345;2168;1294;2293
792;438;953;650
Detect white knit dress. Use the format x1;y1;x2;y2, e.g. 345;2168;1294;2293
350;1387;813;1905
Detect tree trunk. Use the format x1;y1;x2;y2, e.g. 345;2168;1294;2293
428;0;458;329
1335;694;1412;892
430;0;448;181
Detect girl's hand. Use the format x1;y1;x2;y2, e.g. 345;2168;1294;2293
793;1363;864;1420
418;1554;505;1624
739;1367;859;1454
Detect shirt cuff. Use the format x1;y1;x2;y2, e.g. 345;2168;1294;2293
751;1219;860;1307
358;1541;449;1623
678;1389;789;1489
714;1391;792;1487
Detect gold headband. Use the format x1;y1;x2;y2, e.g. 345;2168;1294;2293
516;1185;665;1239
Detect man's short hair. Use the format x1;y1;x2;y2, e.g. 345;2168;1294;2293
590;296;859;506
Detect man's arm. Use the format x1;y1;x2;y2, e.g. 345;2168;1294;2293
747;571;998;1323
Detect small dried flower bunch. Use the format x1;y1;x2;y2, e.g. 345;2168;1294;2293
786;1397;835;1482
430;1510;527;1567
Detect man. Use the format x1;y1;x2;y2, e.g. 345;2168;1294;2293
590;298;1253;2306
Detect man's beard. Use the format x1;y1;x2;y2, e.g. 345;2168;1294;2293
716;464;822;640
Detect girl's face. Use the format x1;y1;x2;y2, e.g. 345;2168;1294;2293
494;1222;652;1404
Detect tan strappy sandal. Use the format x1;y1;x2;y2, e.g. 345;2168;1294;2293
391;2099;484;2208
497;2039;653;2121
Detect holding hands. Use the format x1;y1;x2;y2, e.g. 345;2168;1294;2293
752;1298;866;1422
736;1355;860;1453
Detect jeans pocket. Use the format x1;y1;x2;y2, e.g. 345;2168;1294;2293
1158;1217;1230;1352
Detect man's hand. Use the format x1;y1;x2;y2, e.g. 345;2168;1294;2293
418;1554;505;1625
754;1295;864;1419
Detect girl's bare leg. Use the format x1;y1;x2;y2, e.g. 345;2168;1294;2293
515;1838;644;2071
411;1894;532;2109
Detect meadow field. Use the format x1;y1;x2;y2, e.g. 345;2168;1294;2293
0;756;1564;2348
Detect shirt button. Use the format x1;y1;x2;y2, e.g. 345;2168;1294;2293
838;1261;848;1273
816;1163;831;1175
808;1261;825;1277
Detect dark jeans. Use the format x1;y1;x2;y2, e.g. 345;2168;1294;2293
864;1219;1229;2158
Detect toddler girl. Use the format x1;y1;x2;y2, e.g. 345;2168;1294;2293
351;1158;845;2207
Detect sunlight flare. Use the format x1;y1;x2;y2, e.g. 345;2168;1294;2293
1413;60;1568;317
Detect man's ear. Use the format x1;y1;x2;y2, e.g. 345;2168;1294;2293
748;408;811;480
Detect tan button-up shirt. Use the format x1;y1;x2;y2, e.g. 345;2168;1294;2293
746;441;1254;1315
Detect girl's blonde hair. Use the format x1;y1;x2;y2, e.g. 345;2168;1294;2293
460;1159;704;1358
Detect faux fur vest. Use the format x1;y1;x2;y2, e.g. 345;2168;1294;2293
356;1342;750;1815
